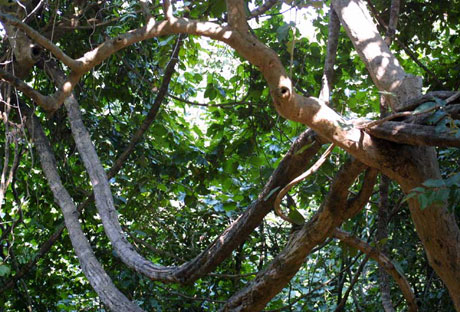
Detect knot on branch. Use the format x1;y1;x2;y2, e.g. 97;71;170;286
276;86;291;101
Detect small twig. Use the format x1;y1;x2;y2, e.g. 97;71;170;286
274;144;335;223
250;0;278;18
23;0;46;23
334;254;371;312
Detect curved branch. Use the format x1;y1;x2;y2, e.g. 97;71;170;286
24;110;143;312
0;13;79;70
333;228;418;312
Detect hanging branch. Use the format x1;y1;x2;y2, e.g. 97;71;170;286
333;228;418;312
319;7;340;104
24;110;144;312
334;254;371;311
384;0;400;46
273;144;335;224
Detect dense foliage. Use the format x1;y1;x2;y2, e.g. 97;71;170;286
0;0;459;311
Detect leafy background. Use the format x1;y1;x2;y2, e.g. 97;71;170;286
0;0;459;310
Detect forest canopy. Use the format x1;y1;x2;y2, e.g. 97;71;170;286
0;0;459;311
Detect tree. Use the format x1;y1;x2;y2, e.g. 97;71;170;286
0;0;459;311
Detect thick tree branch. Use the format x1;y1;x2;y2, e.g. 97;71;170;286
0;13;79;70
332;0;421;112
333;228;418;312
222;160;375;311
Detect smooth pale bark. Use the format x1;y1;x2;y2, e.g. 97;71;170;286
332;0;421;112
25;113;143;312
65;94;179;282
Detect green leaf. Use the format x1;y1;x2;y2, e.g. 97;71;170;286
288;208;305;225
276;22;295;42
223;201;236;212
418;193;429;210
0;264;10;277
294;141;315;155
422;178;445;188
446;172;460;186
402;192;417;203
